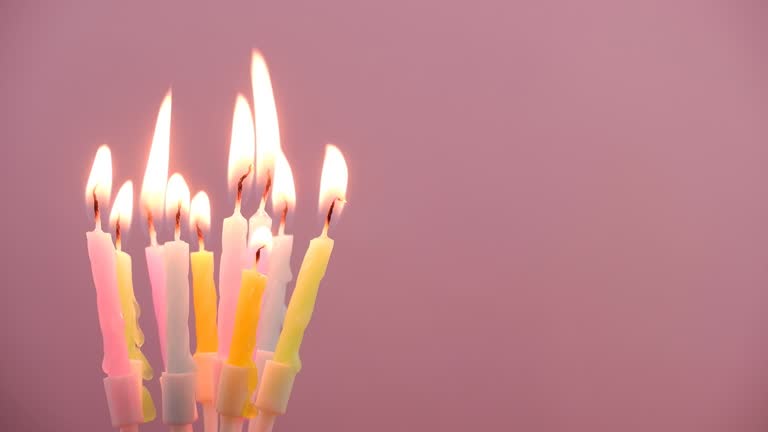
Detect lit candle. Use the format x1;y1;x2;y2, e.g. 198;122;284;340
256;151;296;353
253;145;349;432
163;173;194;373
160;173;196;432
85;145;143;432
190;191;219;432
140;91;172;367
218;94;256;360
248;50;281;253
218;227;272;432
109;180;156;422
85;145;131;378
190;191;218;353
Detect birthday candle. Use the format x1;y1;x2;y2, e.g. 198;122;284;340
140;91;172;367
217;227;271;432
219;94;255;360
253;145;349;432
85;146;143;432
163;173;194;374
256;151;296;353
190;191;219;432
85;145;131;378
110;180;156;422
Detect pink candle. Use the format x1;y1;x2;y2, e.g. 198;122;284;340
85;145;131;377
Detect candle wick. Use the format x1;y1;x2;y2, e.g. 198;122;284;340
197;223;205;251
147;211;157;246
115;217;122;251
259;170;272;211
254;245;265;268
278;202;288;235
323;197;345;236
92;186;100;229
237;164;253;207
175;203;182;241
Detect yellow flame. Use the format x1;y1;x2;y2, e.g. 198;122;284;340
251;50;280;184
271;151;296;212
164;173;190;222
85;145;113;212
140;91;172;219
228;94;256;191
109;181;134;231
319;144;348;215
189;191;211;233
248;225;273;251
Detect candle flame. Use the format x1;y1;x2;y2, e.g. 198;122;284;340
271;151;296;213
228;94;255;193
140;91;172;221
248;225;273;251
109;181;134;232
164;173;190;230
319;144;348;217
189;191;211;234
85;145;113;220
251;50;280;185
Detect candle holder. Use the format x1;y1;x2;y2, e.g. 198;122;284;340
103;369;144;432
160;371;197;432
250;359;298;432
194;352;221;432
217;363;256;432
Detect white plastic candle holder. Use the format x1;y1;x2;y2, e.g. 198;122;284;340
160;371;196;431
250;359;298;432
194;352;221;432
216;363;253;432
103;370;143;432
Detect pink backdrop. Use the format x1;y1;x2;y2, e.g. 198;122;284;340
1;1;767;431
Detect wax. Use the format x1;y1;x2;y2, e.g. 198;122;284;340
145;244;167;367
227;268;266;418
86;229;131;377
191;250;218;353
256;234;293;352
164;240;194;374
273;235;333;370
229;269;266;367
115;250;156;421
218;210;248;359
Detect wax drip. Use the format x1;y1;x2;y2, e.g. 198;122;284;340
279;202;288;235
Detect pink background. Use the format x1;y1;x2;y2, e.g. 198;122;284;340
1;1;767;431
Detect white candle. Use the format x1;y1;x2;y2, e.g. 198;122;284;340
256;151;296;352
140;91;172;367
164;173;194;374
219;94;256;359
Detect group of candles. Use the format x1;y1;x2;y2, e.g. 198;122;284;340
84;51;349;432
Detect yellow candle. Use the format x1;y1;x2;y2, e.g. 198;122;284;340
192;250;218;353
190;190;218;353
273;144;347;371
110;180;156;422
228;269;266;367
273;236;333;370
116;250;157;422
